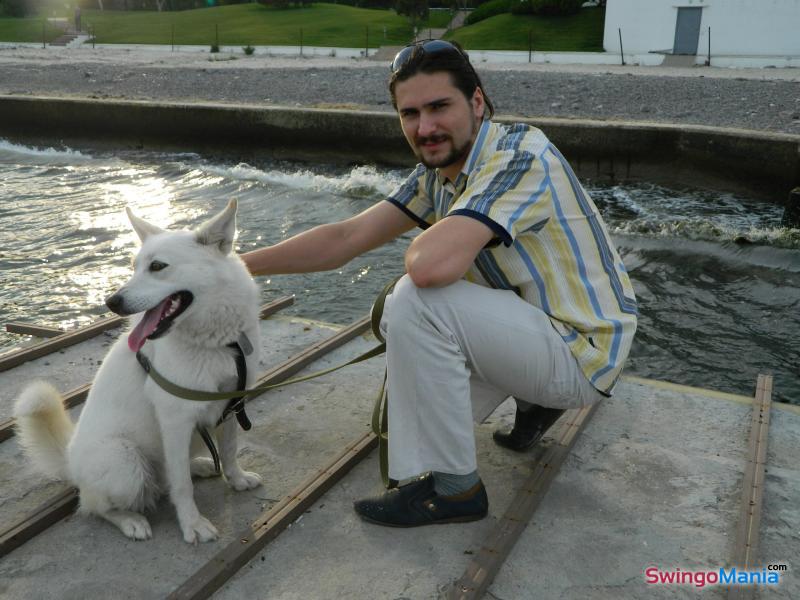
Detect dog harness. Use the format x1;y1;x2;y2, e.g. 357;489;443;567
134;277;397;482
135;333;254;474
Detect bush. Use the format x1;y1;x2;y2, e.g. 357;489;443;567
242;44;255;55
512;0;583;16
210;43;220;53
1;0;34;17
464;0;511;25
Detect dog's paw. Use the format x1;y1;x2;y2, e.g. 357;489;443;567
190;457;220;479
118;513;152;541
182;515;219;545
227;470;262;491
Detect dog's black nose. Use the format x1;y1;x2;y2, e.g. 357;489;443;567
105;293;124;314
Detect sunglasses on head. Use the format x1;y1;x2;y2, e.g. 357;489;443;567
390;40;469;73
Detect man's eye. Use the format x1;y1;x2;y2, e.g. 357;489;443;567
149;260;168;272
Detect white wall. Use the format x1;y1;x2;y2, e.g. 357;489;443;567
604;0;800;57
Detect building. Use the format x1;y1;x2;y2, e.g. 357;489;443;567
603;0;800;67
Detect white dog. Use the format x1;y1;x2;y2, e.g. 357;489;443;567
14;199;262;543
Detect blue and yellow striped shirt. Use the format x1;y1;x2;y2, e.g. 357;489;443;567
386;120;637;395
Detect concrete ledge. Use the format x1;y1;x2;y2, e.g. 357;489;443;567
0;95;798;200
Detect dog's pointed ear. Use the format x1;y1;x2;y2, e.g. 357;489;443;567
126;207;165;242
195;199;237;254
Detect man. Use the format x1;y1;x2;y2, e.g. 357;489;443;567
242;40;637;527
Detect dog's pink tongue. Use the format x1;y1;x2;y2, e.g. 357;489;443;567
127;298;170;352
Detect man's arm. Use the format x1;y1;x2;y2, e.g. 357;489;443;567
404;215;495;288
241;201;418;276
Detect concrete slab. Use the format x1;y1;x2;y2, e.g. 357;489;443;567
0;319;797;599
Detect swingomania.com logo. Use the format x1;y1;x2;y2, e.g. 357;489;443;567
644;564;788;589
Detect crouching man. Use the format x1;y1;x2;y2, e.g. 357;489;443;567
242;40;637;527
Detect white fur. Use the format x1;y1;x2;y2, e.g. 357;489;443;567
14;199;263;544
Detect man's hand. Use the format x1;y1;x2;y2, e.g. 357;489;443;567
404;215;495;288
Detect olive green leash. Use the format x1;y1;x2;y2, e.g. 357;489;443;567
136;276;401;488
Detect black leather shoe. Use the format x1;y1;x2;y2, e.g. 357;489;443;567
354;473;488;527
492;405;566;452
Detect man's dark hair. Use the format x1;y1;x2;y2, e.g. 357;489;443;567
389;41;495;119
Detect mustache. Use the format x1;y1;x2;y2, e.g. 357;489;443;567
415;133;450;146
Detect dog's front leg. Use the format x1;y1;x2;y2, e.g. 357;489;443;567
158;410;219;544
218;417;262;491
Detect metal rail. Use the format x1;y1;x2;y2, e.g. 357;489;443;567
168;431;378;600
448;404;598;599
727;374;773;600
0;315;124;372
0;297;295;445
0;311;370;559
5;323;64;337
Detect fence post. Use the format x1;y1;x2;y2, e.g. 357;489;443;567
42;20;46;49
706;26;711;66
171;24;175;52
618;27;625;66
528;28;532;63
365;25;368;58
300;28;303;57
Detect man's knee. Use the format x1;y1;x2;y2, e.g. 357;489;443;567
384;274;421;331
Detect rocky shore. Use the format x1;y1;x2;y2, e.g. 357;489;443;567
0;46;799;134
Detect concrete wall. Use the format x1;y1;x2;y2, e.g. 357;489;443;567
604;0;800;57
0;96;797;201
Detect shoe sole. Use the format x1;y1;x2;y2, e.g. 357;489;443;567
356;511;488;528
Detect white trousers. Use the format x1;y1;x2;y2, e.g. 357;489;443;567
381;275;603;481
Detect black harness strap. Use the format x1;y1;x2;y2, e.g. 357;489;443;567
138;339;252;476
198;341;251;475
221;341;252;431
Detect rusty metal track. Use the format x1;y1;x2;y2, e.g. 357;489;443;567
0;297;295;445
0;316;124;372
168;431;378;600
727;374;773;600
5;323;64;337
0;311;370;559
448;403;598;600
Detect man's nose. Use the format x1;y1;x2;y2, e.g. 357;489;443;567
417;113;437;138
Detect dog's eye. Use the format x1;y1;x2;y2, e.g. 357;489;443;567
149;260;168;272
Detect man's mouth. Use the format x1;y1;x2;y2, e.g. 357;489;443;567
417;134;449;150
127;291;194;352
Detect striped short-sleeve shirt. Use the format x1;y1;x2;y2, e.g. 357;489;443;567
386;119;637;395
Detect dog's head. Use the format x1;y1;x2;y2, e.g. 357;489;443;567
106;199;247;352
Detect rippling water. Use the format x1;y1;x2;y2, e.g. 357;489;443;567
0;139;797;403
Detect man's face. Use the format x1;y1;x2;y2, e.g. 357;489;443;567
394;71;485;181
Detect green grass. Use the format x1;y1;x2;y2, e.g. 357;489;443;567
447;8;605;52
84;4;414;47
0;17;63;43
0;5;605;51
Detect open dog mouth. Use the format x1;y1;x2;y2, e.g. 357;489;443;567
127;291;194;352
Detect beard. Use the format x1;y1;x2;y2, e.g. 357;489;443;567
413;111;479;171
414;133;473;170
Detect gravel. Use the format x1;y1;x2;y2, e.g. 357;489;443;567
1;46;799;134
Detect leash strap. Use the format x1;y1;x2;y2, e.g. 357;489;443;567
136;276;401;486
368;275;402;489
135;343;386;402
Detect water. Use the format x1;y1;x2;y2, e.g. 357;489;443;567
1;140;797;404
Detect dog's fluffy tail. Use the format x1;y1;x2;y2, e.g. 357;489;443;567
14;381;74;480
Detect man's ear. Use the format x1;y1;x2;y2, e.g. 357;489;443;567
472;87;486;121
126;207;165;242
195;199;237;254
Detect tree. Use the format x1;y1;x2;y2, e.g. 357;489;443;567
1;0;34;17
396;0;429;30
